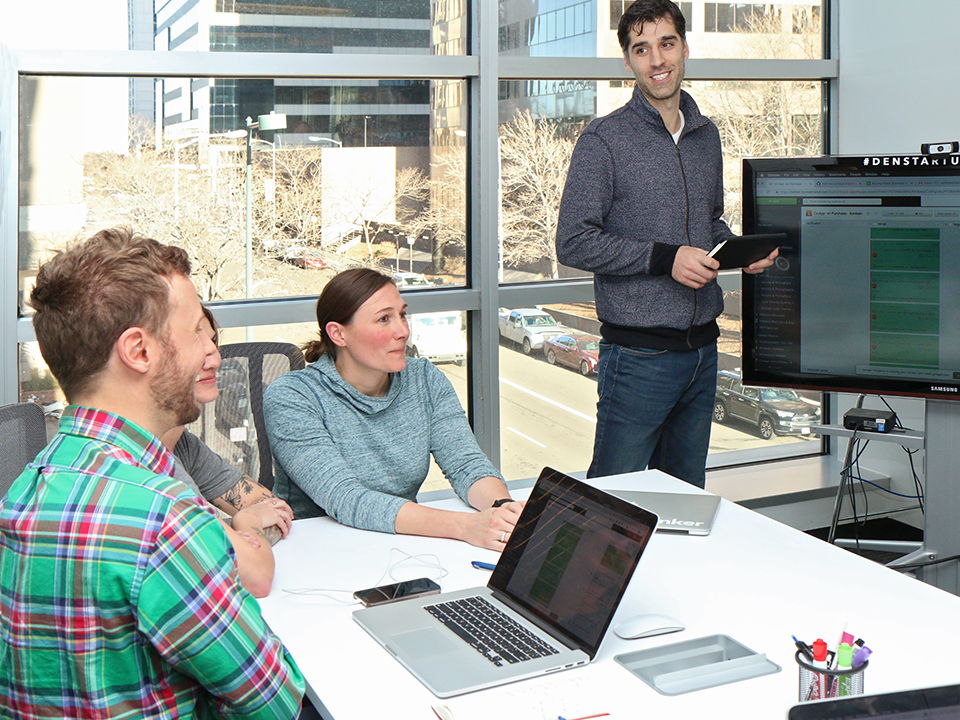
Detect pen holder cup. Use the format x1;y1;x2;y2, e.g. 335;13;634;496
796;651;867;702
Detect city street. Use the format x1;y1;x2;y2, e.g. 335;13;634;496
423;343;815;491
214;279;816;493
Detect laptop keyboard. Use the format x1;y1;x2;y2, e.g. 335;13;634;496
425;596;560;667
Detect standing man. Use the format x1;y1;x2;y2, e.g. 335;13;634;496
555;0;775;487
0;228;304;718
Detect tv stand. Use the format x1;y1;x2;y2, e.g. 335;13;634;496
815;399;960;596
912;400;960;594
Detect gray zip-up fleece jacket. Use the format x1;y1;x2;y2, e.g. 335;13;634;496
262;354;503;534
555;86;731;336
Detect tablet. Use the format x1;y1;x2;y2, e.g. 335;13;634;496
787;683;960;720
707;233;784;270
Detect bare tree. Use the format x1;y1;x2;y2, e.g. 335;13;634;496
321;154;429;262
83;120;314;301
422;144;467;273
499;110;577;279
270;145;325;248
694;7;823;231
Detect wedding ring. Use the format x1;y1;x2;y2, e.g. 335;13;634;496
500;532;506;543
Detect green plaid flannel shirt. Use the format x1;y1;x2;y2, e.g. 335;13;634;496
0;406;305;719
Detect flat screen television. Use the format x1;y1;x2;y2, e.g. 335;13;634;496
741;153;960;400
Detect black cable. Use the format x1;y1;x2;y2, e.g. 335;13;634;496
879;395;902;428
838;397;925;560
875;395;923;512
848;439;874;554
855;477;926;500
904;446;925;513
847;439;861;552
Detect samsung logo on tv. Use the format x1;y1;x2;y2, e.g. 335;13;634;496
930;386;958;393
861;156;960;167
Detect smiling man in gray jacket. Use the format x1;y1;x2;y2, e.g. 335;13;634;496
555;0;775;487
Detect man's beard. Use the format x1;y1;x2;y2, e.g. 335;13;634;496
150;342;201;427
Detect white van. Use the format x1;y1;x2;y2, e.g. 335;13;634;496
406;311;466;366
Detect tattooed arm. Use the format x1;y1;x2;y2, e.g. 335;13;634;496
211;475;294;546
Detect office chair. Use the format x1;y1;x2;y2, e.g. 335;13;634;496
188;342;305;490
0;402;49;497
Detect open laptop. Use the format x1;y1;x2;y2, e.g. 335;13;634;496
609;490;721;536
353;467;659;697
787;683;960;720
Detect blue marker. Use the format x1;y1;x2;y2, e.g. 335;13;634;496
471;561;496;571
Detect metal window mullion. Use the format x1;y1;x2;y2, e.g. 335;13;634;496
1;50;17;405
498;57;837;81
15;50;480;80
469;0;502;469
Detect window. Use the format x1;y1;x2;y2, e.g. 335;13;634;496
610;1;693;32
496;70;826;472
6;0;833;482
161;0;444;54
18;75;467;313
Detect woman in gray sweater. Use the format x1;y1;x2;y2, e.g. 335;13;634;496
263;269;523;550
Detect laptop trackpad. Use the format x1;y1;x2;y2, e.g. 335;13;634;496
392;628;458;659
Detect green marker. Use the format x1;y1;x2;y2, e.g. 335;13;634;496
836;642;854;696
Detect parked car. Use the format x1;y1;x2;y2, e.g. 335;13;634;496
544;332;600;376
392;272;431;288
293;251;327;270
498;308;565;355
713;370;821;439
406;311;466;366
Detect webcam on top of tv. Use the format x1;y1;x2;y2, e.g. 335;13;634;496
920;141;959;155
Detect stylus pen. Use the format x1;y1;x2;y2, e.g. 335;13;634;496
470;561;496;571
792;635;813;661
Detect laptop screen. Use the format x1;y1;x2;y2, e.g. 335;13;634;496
489;468;658;658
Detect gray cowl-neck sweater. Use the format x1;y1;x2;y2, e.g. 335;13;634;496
263;354;502;533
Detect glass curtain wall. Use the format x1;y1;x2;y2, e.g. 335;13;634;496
495;1;830;477
6;0;834;489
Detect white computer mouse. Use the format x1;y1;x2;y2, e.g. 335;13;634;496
613;613;685;640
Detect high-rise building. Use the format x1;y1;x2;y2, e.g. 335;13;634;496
154;0;433;147
128;0;156;132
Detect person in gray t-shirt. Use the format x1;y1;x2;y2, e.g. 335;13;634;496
171;429;243;521
161;306;293;598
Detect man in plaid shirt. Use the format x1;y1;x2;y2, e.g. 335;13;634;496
0;228;305;718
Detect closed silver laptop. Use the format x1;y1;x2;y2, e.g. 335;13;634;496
353;467;659;697
610;490;721;536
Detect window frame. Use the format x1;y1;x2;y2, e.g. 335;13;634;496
3;0;837;474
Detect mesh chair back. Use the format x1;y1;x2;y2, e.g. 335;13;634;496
0;402;49;497
187;342;304;490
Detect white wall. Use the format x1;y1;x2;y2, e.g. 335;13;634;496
836;0;960;155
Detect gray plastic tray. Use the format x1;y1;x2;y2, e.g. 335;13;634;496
614;634;781;696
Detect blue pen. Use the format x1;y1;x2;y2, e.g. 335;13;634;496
471;561;496;570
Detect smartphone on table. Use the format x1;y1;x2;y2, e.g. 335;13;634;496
353;577;441;607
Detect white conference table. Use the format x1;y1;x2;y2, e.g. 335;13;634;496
258;470;960;720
